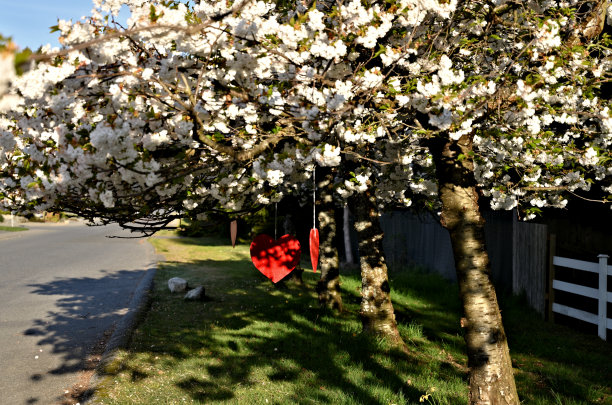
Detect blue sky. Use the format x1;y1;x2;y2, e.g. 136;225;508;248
0;0;112;50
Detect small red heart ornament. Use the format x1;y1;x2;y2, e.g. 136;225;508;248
250;234;301;283
310;228;319;273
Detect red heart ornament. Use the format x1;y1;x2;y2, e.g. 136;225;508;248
250;234;301;283
310;228;319;273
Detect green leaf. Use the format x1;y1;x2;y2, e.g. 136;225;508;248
525;207;542;215
149;5;163;23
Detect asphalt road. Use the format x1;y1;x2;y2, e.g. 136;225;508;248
0;221;156;404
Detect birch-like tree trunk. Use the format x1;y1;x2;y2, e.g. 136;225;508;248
351;191;403;344
283;213;304;285
316;202;343;310
313;173;343;309
431;135;519;405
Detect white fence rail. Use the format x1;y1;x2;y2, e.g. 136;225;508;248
551;254;611;340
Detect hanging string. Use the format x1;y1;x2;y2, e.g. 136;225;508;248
312;168;316;229
274;202;278;239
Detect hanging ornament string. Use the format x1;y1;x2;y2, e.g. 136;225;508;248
274;202;278;240
313;168;316;229
310;168;320;273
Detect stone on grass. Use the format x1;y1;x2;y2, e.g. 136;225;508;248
184;285;205;301
168;277;188;293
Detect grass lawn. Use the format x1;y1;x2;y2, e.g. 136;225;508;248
91;234;611;404
0;225;27;232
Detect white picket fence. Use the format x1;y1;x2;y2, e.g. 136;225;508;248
551;254;611;340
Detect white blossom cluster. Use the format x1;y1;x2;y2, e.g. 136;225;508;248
0;0;610;224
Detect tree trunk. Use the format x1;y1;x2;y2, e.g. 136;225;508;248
283;214;304;285
286;263;304;285
351;191;404;344
316;203;343;310
313;173;343;309
430;135;519;405
343;203;355;264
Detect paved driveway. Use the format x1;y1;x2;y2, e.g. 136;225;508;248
0;221;156;404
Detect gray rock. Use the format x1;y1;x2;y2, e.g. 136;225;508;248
168;277;188;292
184;285;205;300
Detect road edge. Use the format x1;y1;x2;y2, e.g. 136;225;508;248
84;266;157;403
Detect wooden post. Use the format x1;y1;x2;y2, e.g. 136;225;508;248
343;203;354;264
547;234;556;323
597;254;609;341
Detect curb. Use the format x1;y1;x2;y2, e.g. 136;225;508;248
85;266;157;403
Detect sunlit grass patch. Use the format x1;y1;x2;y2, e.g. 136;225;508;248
92;234;611;405
0;225;27;232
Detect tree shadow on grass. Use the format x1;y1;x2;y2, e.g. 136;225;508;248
501;295;612;403
104;257;468;405
390;267;612;404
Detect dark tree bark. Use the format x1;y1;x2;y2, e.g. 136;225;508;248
316;202;343;310
343;203;355;265
350;191;404;344
313;172;343;309
430;135;519;405
283;213;304;285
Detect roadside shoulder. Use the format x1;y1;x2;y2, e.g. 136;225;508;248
84;267;157;404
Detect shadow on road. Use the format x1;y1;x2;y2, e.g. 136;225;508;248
24;269;146;391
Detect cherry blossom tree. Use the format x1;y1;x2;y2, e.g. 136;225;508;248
1;1;611;403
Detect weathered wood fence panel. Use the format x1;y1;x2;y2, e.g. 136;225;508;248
376;210;548;315
512;218;548;315
482;211;514;293
380;212;455;279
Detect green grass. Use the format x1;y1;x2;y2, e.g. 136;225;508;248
91;234;612;405
0;225;27;232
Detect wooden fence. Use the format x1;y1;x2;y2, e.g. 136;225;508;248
512;216;548;315
549;254;612;340
348;210;610;323
378;210;548;313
